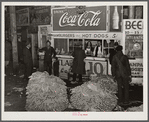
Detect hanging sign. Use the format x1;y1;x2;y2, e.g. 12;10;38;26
52;6;107;31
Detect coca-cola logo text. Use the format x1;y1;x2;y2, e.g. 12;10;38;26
59;10;102;27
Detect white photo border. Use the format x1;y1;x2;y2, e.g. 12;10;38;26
1;1;148;121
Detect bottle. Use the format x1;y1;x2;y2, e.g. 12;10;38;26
129;6;134;19
61;48;65;54
113;6;119;29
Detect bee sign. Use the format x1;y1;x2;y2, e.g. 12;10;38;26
124;19;143;34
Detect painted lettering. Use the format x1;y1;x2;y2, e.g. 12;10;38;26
59;10;102;27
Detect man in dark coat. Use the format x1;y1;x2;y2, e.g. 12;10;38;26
23;39;33;80
111;46;131;105
39;41;56;75
71;45;86;84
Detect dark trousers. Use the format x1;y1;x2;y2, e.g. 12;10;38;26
44;61;52;75
116;76;129;104
25;63;32;79
73;73;82;82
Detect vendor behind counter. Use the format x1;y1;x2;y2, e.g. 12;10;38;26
85;40;107;58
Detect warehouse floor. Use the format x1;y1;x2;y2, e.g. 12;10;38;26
4;65;143;111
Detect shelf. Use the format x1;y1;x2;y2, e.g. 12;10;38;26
69;46;83;47
103;47;114;49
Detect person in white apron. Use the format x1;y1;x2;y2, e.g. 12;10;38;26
93;41;102;57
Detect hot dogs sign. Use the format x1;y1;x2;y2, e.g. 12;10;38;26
52;6;107;31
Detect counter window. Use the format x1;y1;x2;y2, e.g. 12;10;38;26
84;39;115;58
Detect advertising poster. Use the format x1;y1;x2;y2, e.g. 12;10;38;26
52;6;107;31
123;19;143;78
125;34;143;58
129;59;143;77
30;6;51;25
109;6;122;32
16;8;30;26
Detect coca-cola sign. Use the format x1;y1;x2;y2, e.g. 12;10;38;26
52;6;107;31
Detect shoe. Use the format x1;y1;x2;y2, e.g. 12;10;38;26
118;102;123;106
123;102;131;105
71;81;78;84
78;82;83;85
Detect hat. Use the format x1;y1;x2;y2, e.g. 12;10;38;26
114;42;119;46
26;39;31;46
116;45;123;51
46;40;51;45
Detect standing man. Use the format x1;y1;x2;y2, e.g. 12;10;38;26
93;41;102;57
71;44;86;84
111;46;131;105
23;39;33;80
39;41;56;75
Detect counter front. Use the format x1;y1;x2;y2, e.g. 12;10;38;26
56;55;108;80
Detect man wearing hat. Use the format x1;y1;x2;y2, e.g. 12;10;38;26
71;44;86;84
111;45;131;105
23;39;33;80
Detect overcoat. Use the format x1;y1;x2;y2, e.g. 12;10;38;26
111;51;131;79
72;48;86;74
23;47;33;78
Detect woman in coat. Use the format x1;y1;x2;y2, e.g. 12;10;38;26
71;44;86;84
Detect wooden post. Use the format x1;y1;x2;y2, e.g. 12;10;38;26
9;6;18;72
